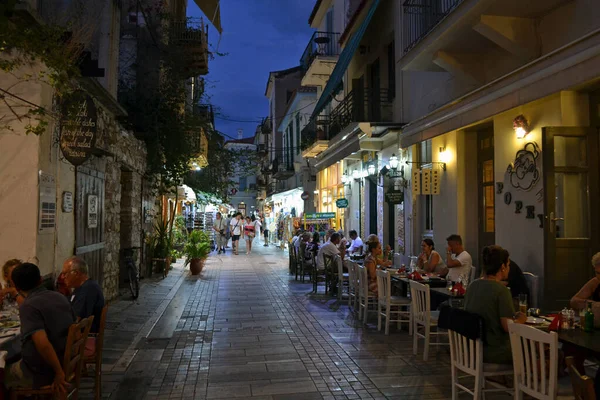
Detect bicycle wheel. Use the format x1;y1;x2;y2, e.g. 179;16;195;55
128;263;140;299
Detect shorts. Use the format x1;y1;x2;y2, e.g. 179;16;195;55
5;359;33;389
232;235;240;241
263;229;269;237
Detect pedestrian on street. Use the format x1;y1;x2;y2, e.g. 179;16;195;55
230;212;243;255
213;212;227;254
243;216;258;255
225;213;232;249
263;220;270;247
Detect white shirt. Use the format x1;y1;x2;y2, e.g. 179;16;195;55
317;241;340;269
214;218;226;232
230;218;243;235
349;237;363;253
447;250;472;283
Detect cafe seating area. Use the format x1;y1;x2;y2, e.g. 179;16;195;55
287;246;592;399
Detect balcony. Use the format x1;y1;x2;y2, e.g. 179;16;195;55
194;104;215;126
403;0;465;54
328;88;394;136
188;129;208;169
170;18;209;77
300;31;341;87
260;117;272;135
273;159;295;180
301;119;330;158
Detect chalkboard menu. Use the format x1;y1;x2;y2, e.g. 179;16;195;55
385;189;404;205
60;91;97;166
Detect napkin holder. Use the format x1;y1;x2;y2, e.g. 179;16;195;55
548;314;561;331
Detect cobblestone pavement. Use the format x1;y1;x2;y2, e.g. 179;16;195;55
83;242;573;400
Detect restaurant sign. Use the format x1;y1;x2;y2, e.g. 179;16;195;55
385;189;404;205
335;198;349;208
305;212;336;220
60;91;98;166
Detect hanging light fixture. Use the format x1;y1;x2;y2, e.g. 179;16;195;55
389;154;399;170
367;163;376;176
352;170;360;180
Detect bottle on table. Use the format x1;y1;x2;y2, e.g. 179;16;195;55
584;302;594;333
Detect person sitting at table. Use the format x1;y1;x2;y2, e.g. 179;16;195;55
364;241;383;293
307;232;320;256
0;259;22;300
500;258;529;308
364;235;392;268
348;231;363;255
317;232;345;294
445;234;473;284
465;245;526;364
337;230;348;253
62;256;105;357
4;263;74;392
298;233;312;263
417;239;447;275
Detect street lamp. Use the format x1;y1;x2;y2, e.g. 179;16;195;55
352;170;360;180
389;154;399;170
367;163;376;176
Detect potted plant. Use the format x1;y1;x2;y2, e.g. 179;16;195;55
184;230;211;275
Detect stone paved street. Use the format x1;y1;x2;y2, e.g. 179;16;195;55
82;243;571;400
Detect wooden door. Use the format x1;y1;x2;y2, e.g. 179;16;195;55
368;58;381;121
75;166;105;285
543;127;599;311
477;130;495;255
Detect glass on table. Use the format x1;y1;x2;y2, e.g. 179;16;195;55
518;294;528;314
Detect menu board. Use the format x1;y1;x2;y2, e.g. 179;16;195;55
60;91;97;166
422;168;432;195
412;170;421;195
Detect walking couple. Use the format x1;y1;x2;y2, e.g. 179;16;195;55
227;213;261;255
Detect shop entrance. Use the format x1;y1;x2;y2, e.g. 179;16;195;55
543;127;599;310
477;129;495;257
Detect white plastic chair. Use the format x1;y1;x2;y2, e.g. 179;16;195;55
468;266;477;287
508;322;559;400
410;281;448;361
346;261;359;310
336;255;349;302
375;270;411;335
357;265;377;322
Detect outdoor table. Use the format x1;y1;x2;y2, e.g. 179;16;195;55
0;310;21;359
391;276;463;309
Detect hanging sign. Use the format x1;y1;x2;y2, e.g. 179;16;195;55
305;212;336;220
335;198;349;208
60;91;97;166
432;170;440;195
300;191;310;200
422;168;432;195
385;189;404;205
412;170;421;195
87;195;98;229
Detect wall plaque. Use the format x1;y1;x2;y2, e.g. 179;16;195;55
87;195;98;229
62;191;73;213
60;91;97;166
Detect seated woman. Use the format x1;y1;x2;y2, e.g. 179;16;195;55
464;245;526;364
417;239;447;275
364;241;382;293
0;259;25;305
307;232;320;256
365;235;392;268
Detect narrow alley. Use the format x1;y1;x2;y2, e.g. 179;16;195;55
92;244;453;400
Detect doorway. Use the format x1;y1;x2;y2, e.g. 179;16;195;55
477;130;495;256
543;127;599;310
368;58;381;121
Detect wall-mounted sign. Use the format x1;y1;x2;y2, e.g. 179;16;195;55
305;212;336;220
300;191;310;201
432;170;440;195
87;195;98;228
62;191;73;213
422;168;432;195
336;198;349;208
506;142;540;191
412;170;421;195
385;189;404;205
39;172;56;234
60;91;97;166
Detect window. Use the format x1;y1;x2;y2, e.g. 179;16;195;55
295;114;300;155
387;41;396;100
419;140;433;235
239;177;247;191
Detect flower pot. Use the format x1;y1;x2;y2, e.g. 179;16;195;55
190;258;204;275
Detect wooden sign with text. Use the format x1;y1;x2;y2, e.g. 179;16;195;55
60;92;98;166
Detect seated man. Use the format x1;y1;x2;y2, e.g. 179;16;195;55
317;233;346;294
348;230;363;255
5;263;74;392
63;256;105;356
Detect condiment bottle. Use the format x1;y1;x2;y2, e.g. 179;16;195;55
584;302;594;333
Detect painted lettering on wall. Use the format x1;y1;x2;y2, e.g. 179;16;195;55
504;192;512;205
496;182;504;194
515;201;523;214
537;214;544;228
526;206;535;219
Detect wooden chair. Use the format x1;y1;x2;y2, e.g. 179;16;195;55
297;245;310;282
346;261;359;310
410;281;448;361
10;316;94;400
312;253;327;294
357;265;377;323
289;245;296;275
566;357;596;400
336;255;349;302
508;322;559;400
375;270;410;335
440;307;513;399
84;305;108;400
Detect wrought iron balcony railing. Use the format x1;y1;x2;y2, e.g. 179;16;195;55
327;88;394;137
403;0;464;54
170;18;209;76
300;31;341;72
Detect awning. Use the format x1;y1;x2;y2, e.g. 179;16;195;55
311;0;380;118
193;0;222;33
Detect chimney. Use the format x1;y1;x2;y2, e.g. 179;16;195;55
237;129;243;139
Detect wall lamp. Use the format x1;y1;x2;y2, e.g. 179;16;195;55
513;114;530;139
